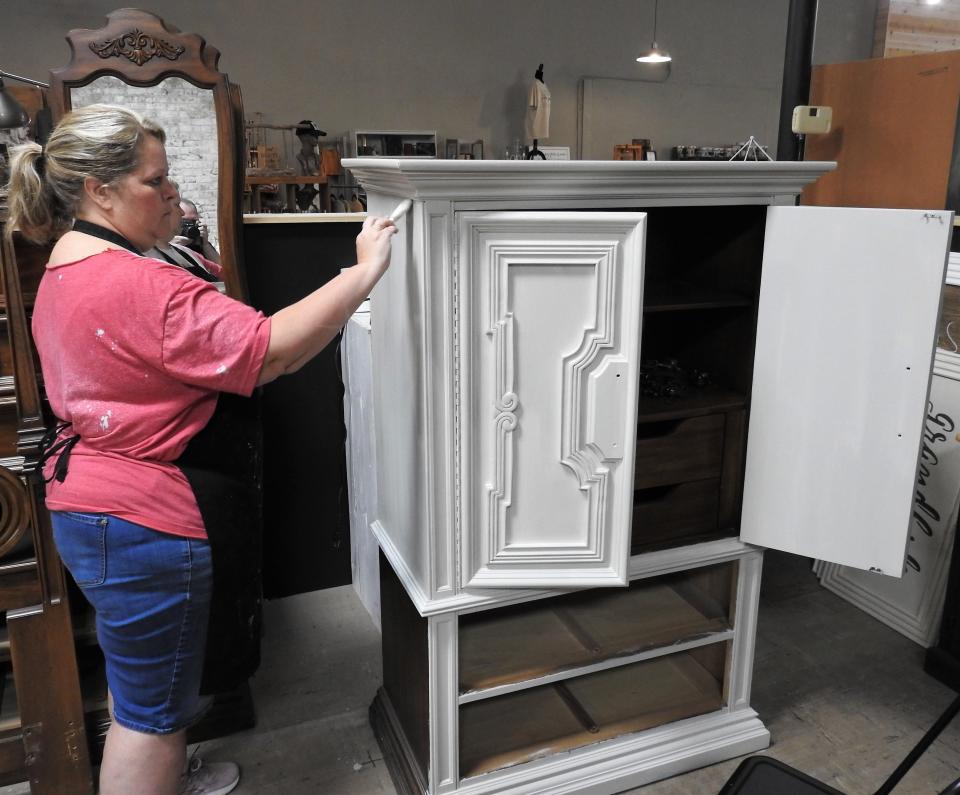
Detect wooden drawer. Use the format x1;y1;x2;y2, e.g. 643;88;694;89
458;563;734;697
634;414;725;488
459;642;728;779
632;478;721;551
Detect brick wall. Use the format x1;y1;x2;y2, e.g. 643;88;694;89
72;76;220;249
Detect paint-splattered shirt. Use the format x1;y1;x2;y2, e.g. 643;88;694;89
32;249;271;539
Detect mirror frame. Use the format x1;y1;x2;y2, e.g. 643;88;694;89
47;9;248;301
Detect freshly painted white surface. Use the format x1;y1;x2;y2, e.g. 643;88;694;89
352;160;833;610
741;206;951;574
458;211;645;588
341;162;955;794
342;308;381;630
344;159;836;203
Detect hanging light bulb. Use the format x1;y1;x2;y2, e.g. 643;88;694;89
636;0;672;64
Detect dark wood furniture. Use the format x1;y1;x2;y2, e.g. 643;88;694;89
242;216;363;597
0;219;93;793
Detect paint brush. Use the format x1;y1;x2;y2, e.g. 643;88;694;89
388;199;412;223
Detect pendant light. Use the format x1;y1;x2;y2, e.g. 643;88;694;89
636;0;672;64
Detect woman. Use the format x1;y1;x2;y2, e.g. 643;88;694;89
6;104;395;795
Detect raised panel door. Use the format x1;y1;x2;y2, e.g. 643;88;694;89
458;212;645;588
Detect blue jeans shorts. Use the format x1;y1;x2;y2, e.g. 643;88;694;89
51;511;213;735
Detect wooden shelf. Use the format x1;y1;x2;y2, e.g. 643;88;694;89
458;569;733;697
637;385;747;422
459;647;726;779
644;282;753;313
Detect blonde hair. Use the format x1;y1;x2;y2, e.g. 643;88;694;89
5;104;165;244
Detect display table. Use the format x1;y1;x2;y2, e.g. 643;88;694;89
244;175;329;213
341;159;951;794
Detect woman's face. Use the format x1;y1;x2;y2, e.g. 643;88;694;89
107;135;179;251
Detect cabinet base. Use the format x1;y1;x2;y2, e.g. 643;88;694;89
371;688;429;795
371;685;769;795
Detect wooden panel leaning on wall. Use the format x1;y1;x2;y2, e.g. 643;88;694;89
802;50;960;211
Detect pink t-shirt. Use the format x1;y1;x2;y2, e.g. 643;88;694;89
31;248;272;539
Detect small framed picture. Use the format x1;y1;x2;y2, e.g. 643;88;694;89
445;138;459;159
471;139;484;160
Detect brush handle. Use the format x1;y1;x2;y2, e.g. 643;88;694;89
388;199;413;223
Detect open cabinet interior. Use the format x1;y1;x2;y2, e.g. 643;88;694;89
455;562;736;780
459;642;729;779
632;205;767;553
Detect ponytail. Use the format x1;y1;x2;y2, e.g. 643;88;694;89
6;142;66;244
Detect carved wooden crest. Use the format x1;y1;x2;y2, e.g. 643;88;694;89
89;29;185;66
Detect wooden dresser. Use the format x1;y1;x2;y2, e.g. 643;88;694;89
342;159;952;795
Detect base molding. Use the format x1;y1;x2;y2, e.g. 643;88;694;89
372;690;769;795
371;688;429;795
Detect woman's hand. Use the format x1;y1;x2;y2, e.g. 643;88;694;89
356;215;397;278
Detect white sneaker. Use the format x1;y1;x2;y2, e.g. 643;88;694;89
179;757;240;795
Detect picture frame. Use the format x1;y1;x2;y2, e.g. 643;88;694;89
471;139;484;161
445;138;459;159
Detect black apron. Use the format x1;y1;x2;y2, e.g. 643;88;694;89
177;391;263;694
51;221;264;694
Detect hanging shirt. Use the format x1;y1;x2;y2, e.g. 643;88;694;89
31;249;271;539
526;79;551;140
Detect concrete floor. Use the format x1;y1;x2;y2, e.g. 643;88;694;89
183;550;958;795
6;551;951;794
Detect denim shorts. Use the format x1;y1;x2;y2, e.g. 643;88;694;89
51;511;213;735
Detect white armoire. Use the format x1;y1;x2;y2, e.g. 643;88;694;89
342;159;952;795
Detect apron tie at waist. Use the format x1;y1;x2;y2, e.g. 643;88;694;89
38;422;81;483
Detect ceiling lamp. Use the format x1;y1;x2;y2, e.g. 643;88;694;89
636;0;672;64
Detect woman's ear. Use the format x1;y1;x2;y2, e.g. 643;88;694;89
83;176;114;212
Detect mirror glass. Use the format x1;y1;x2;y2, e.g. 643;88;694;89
71;76;220;249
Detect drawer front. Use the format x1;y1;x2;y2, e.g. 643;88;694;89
632;478;721;550
635;414;724;489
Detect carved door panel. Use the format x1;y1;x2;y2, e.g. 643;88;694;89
458;212;646;589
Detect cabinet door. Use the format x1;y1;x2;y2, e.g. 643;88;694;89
459;212;645;588
742;206;952;575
